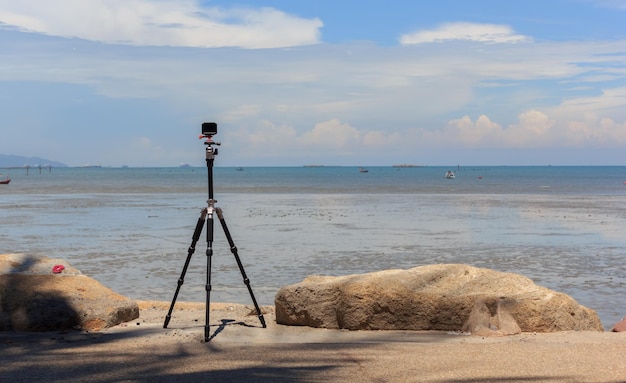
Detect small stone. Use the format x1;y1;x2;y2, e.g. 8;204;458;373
611;316;626;332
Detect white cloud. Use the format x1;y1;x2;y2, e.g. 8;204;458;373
134;76;626;159
585;0;626;10
565;113;626;147
2;3;626;165
362;130;403;147
53;100;626;165
440;110;559;148
557;86;626;116
444;115;505;146
505;110;557;147
230;118;404;158
243;120;298;147
440;108;626;149
400;22;530;45
0;0;322;48
299;119;361;149
220;104;262;122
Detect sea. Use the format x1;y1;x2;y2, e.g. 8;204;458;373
1;165;625;329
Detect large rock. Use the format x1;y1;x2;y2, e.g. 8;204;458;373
0;253;139;331
275;264;604;333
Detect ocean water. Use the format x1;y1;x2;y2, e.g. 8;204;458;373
1;165;625;329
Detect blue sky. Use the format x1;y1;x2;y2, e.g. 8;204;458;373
1;0;625;166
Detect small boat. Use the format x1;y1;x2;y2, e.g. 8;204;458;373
359;167;368;173
235;167;244;171
0;177;10;185
445;170;455;179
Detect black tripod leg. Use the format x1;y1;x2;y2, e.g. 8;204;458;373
205;207;215;342
215;208;266;328
164;208;207;328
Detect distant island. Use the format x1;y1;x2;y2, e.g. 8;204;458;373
0;154;67;168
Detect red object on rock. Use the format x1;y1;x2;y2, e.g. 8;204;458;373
611;317;626;332
52;264;65;274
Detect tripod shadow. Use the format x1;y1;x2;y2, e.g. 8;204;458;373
207;319;259;342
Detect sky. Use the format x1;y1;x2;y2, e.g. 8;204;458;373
1;0;625;167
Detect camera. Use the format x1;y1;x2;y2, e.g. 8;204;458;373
202;122;218;135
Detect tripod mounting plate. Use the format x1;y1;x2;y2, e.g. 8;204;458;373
199;134;221;145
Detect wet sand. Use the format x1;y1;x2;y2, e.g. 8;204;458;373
1;301;625;382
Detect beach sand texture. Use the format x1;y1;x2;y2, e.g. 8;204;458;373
1;301;625;382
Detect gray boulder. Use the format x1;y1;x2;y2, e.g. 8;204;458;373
0;253;139;331
275;264;603;333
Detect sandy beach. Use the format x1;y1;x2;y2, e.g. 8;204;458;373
1;301;625;382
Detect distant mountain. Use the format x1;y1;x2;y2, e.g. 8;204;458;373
0;154;68;168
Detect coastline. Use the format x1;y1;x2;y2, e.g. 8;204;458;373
2;300;625;382
2;167;626;329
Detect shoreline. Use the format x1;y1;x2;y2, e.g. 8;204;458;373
2;300;625;382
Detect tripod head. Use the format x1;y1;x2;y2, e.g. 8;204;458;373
200;135;221;157
199;122;221;158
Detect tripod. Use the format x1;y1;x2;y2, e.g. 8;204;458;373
163;132;266;342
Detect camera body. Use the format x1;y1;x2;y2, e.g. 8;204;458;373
202;122;218;135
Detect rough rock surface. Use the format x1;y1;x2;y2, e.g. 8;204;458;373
0;253;139;331
275;264;603;333
462;298;522;336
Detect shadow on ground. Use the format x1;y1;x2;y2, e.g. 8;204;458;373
0;255;81;331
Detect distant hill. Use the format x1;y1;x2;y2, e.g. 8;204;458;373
0;154;68;168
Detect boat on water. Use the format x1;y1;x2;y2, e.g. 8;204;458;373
359;167;369;173
0;176;10;184
445;170;455;179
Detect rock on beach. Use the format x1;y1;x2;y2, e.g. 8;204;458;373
611;316;626;332
275;264;604;333
0;253;138;331
0;254;608;336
